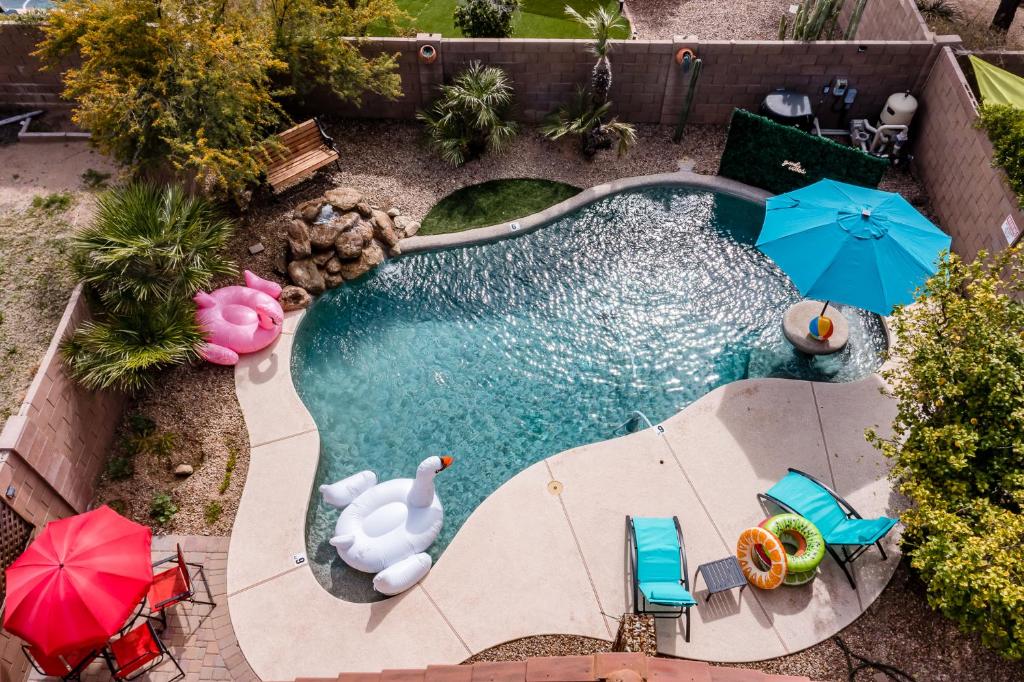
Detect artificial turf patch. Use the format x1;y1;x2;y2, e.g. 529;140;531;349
419;178;582;235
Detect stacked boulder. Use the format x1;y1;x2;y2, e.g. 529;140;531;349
283;187;420;297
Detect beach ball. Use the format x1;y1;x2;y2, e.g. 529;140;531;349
808;315;834;341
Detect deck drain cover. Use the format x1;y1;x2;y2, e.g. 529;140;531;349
547;480;564;495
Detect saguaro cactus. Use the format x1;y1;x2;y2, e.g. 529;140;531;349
777;0;868;41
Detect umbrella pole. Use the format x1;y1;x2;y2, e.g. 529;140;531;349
820;300;830;317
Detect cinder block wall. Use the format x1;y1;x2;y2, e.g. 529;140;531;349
0;284;125;516
326;37;940;127
841;0;931;42
0;287;124;682
0;24;73;112
914;47;1024;257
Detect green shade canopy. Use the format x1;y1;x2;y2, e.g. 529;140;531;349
970;55;1024;108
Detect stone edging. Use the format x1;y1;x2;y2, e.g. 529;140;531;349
399;170;772;254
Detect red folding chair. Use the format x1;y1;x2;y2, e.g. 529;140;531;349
105;620;184;681
147;543;216;629
22;644;101;681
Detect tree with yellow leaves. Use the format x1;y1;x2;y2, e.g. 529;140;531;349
35;0;406;200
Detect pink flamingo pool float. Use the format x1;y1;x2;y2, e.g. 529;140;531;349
194;270;284;366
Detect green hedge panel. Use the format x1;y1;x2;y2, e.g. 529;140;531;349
719;108;888;195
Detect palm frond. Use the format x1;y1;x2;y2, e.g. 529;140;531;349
417;61;517;166
72;183;237;313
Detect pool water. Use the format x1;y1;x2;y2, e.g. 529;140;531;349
293;186;887;601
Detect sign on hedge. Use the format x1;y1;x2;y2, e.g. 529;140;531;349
719;109;888;195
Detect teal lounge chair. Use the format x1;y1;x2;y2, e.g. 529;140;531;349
626;516;696;641
758;469;898;589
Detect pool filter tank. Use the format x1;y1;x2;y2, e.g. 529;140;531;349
880;92;918;128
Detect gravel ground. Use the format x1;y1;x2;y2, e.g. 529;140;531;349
465;563;1024;681
626;0;791;40
922;0;1024;50
232;121;724;280
92;362;249;535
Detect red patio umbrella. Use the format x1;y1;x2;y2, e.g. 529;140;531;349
3;505;153;656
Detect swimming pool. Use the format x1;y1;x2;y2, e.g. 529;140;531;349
293;185;887;601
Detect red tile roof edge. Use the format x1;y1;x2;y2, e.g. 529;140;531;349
287;654;820;682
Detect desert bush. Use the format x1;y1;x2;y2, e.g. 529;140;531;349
869;247;1024;659
418;62;518;166
454;0;521;38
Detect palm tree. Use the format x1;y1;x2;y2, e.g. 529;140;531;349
417;61;519;166
564;5;627;106
541;85;636;158
63;182;236;392
71;183;237;314
61;302;203;392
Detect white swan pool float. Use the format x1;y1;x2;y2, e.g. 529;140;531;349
320;455;453;595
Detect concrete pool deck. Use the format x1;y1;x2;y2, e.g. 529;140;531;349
227;173;903;679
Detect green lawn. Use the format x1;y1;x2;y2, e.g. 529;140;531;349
420;178;581;234
387;0;630;39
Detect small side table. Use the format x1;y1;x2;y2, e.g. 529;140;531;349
694;556;747;602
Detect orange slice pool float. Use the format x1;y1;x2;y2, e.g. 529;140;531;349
736;526;787;590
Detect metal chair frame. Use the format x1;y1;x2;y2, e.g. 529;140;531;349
105;620;184;682
148;543;216;629
626;515;692;642
757;467;891;589
21;645;103;681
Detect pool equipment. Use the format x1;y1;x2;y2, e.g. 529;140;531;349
324;455;453;595
194;270;283;366
757;514;825;585
758;90;816;133
808;315;834;341
736;526;787;590
849;92;917;165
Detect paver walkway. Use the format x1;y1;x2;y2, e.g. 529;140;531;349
69;536;257;682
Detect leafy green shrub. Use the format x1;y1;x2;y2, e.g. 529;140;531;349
150;492;178;526
869;247;1024;659
978;103;1024;206
104;455;135;481
418;62;518;166
204;501;223;524
454;0;521;38
62;183;235;392
541;85;636;158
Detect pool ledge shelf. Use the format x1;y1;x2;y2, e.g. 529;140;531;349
782;300;849;355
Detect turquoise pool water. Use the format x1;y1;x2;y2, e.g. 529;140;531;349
293;186;887;601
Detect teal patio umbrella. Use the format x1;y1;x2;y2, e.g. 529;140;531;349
756;179;951;316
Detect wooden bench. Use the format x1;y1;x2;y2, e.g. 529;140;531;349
265;118;340;193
